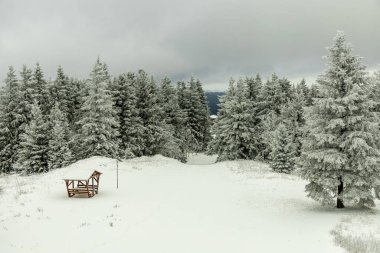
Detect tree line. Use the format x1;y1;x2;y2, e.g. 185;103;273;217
0;59;211;174
1;31;380;208
208;32;380;208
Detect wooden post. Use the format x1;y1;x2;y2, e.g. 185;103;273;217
117;159;119;189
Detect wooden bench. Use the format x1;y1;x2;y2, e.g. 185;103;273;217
63;170;102;198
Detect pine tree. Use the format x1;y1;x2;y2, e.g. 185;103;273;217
195;79;211;151
67;78;87;129
271;123;295;173
159;77;184;136
256;74;295;160
177;81;196;153
50;66;71;116
368;71;380;112
15;102;49;174
209;79;258;161
296;79;310;106
0;66;25;172
19;65;34;123
31;63;50;115
245;74;262;101
186;77;205;151
112;72;143;158
158;77;187;161
76;58;119;159
134;70;165;156
207;79;236;156
47;103;72;170
281;90;306;157
308;84;321;106
299;31;380;208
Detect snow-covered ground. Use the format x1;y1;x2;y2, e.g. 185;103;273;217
0;154;379;253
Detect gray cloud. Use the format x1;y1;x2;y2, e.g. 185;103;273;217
1;0;379;90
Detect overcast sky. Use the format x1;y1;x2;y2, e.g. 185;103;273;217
1;0;379;90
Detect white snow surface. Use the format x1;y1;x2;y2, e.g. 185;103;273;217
0;154;379;253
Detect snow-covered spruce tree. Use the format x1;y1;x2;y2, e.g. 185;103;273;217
112;72;143;158
160;77;185;134
186;77;206;152
15;101;49;174
0;67;26;172
270;123;295;173
31;63;50;115
207;79;235;156
209;78;258;161
158;77;187;161
256;74;294;160
67;78;87;130
19;65;34;123
134;70;166;156
50;66;71;117
299;31;380;208
245;74;262;101
296;79;311;106
308;84;321;106
47;103;72;170
75;58;119;159
281;90;306;157
368;71;380;112
194;79;211;151
177;81;197;153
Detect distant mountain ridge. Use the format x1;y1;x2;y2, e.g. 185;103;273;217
205;91;225;115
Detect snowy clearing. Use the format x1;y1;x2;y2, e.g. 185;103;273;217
0;154;379;253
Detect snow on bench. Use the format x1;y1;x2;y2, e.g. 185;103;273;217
63;170;102;198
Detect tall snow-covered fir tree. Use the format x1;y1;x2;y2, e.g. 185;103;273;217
245;74;262;101
15;101;49;174
134;70;166;156
157;77;186;161
187;77;205;151
296;79;311;106
19;65;34;123
50;66;71;117
0;67;25;172
112;72;143;158
67;78;87;130
270;123;295;173
299;31;380;208
207;79;235;157
76;58;119;159
159;77;185;135
368;71;380;112
281;90;306;157
208;79;258;161
178;77;210;153
194;79;211;151
31;63;50;115
177;81;197;153
256;74;294;160
47;103;72;170
308;84;321;106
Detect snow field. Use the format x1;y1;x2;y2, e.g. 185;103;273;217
0;154;379;253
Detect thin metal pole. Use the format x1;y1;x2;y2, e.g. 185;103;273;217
116;159;119;189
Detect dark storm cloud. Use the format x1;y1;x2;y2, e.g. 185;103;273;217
1;0;379;90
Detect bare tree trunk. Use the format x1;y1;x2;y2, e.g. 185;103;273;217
337;176;344;208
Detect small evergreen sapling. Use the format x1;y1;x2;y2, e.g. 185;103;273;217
270;123;295;173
